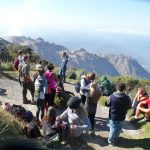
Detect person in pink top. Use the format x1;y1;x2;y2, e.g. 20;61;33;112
45;63;58;112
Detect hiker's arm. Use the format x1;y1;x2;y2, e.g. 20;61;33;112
132;93;138;107
60;108;68;120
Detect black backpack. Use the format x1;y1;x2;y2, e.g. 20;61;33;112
75;78;89;93
75;82;81;93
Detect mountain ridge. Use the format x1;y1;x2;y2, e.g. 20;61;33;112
2;36;150;79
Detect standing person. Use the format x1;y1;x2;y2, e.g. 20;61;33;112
34;64;47;121
18;50;24;85
106;83;131;146
45;63;58;112
21;55;35;104
80;73;95;105
84;82;101;135
59;52;68;83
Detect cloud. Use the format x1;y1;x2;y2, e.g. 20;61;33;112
96;27;150;36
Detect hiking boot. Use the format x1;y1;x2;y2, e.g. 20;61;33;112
23;100;31;104
31;100;36;104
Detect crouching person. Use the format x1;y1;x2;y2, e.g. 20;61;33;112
56;96;91;149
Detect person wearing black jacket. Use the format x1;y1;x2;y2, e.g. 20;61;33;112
105;83;131;146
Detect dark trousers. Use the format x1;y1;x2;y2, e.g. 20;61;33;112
22;81;34;101
59;67;66;82
45;89;56;106
88;113;96;130
81;94;86;105
36;99;45;121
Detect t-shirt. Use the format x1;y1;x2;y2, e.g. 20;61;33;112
145;99;150;109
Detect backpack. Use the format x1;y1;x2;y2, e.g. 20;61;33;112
24;122;41;138
10;104;27;120
13;58;19;70
75;78;89;93
25;110;34;122
75;82;81;93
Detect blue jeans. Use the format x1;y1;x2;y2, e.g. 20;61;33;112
59;67;66;82
108;120;124;144
36;99;45;121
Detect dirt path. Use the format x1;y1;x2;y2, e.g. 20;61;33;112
0;75;146;150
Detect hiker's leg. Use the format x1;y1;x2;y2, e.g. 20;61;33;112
59;68;63;81
44;94;49;114
135;107;142;118
62;68;66;82
88;113;95;130
130;100;139;116
40;99;45;120
50;89;56;106
27;81;35;101
115;121;124;143
81;94;86;105
108;120;117;145
36;99;40;121
22;82;27;101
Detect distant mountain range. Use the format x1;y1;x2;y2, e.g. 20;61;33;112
2;36;150;79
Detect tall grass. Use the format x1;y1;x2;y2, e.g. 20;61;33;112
0;108;24;137
1;62;13;71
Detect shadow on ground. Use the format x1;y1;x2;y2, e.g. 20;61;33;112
95;117;109;131
0;88;7;96
117;137;150;149
2;72;18;82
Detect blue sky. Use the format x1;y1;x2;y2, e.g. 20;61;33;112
0;0;150;37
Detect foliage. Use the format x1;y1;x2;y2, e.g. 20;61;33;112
99;96;108;106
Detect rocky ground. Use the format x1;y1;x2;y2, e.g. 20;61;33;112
0;73;148;150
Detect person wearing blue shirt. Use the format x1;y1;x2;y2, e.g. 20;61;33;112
59;52;68;83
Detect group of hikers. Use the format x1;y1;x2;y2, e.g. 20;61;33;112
7;49;150;148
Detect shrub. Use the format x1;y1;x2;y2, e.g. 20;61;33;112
1;62;13;71
68;72;77;79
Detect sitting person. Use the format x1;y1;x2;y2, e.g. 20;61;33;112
130;87;149;117
132;99;150;122
42;107;68;147
56;96;91;148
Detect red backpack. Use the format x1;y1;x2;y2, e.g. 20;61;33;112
13;58;19;70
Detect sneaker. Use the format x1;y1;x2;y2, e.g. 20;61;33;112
108;143;115;147
141;118;150;122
